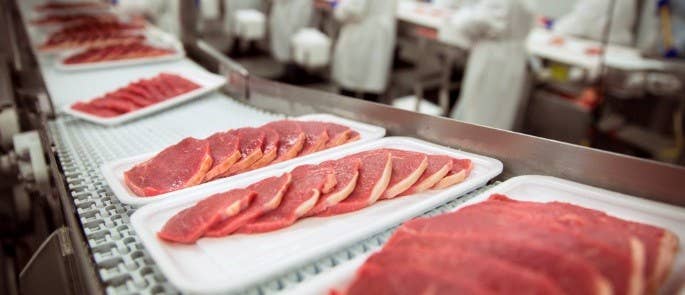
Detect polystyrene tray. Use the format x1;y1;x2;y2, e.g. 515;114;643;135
103;114;387;207
284;175;685;295
54;29;184;72
130;137;503;294
61;68;226;126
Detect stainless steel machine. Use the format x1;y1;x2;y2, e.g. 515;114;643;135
1;1;684;294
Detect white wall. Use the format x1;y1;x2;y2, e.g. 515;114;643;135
524;0;577;18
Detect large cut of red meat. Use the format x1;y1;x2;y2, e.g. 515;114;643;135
400;154;452;196
248;127;279;170
237;164;336;233
124;138;213;196
262;120;306;163
385;231;612;295
157;189;255;244
488;195;678;293
204;173;292;237
343;264;491;295
204;132;241;181
306;157;362;216
316;151;392;216
433;158;473;189
380;149;428;199
224;128;265;176
298;121;330;155
400;203;643;295
361;247;565;295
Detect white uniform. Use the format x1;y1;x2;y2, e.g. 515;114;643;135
149;0;181;37
449;0;534;130
269;0;314;62
223;0;263;34
554;0;637;46
332;0;397;93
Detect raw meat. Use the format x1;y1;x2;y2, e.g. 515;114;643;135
35;2;109;12
224;128;265;176
433;158;472;189
203;132;241;181
380;149;428;199
362;248;564;294
386;231;613;295
248;127;280;170
489;195;679;293
124;138;212;196
262;120;306;163
306;158;362;216
40;32;144;51
205;173;292;237
89;96;140;113
237;164;336;233
71;102;122;117
157;189;255;244
400;204;642;295
400;154;452;196
63;42;175;64
316;151;392;216
342;264;492;295
299;121;330;155
324;122;354;148
346;130;361;143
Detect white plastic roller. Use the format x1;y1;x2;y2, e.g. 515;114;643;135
233;9;266;41
291;28;331;68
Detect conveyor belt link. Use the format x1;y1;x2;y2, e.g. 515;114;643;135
48;94;494;294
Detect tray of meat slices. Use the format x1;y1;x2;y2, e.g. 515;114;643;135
53;28;184;71
62;69;226;126
34;18;147;54
29;9;117;31
284;175;684;295
129;136;502;293
103;114;387;207
32;1;111;15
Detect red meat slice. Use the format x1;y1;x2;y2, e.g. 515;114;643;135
380;149;428;199
237;164;336;233
262;120;306;163
346;130;361;143
316;151;392;216
159;72;200;92
148;77;176;98
157;189;255;244
71;102;122;118
204;173;292;237
108;91;153;107
156;73;186;96
489;195;678;293
138;78;167;101
433;158;473;189
400;155;452;196
90;96;140;113
400;203;642;295
248;127;280;170
298;121;330;155
324;122;354;148
362;248;564;295
342;264;491;295
306;158;362;216
224;128;265;176
124;138;213;196
203;132;241;181
385;231;612;295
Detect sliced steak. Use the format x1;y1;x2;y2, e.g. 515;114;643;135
433;158;473;189
316;151;392;216
306;158;362;216
205;173;292;237
262;120;306;163
324;122;354;148
224;127;265;176
248;127;280;170
299;121;330;155
237;164;336;233
203;131;241;181
400;155;452;196
380;149;428;199
71;102;122;118
124;137;213;196
157;188;255;244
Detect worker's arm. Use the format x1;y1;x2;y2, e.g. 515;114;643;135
334;0;368;23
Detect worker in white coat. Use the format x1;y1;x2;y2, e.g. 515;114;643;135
448;0;534;130
223;0;263;35
332;0;398;100
269;0;314;63
554;0;637;46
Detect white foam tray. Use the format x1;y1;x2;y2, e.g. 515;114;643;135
103;114;387;207
130;137;503;294
54;28;184;72
283;175;685;295
62;68;226;126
